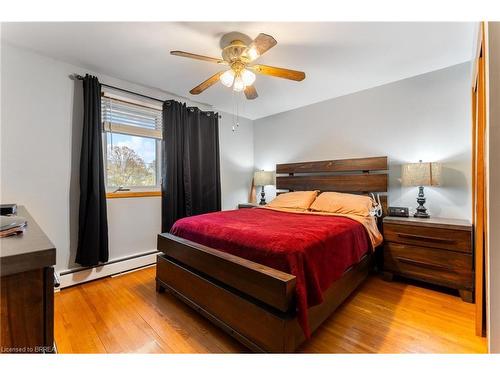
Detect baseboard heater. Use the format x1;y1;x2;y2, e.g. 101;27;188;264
57;250;160;289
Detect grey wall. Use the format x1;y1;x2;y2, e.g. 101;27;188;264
487;22;500;354
219;114;254;209
253;62;472;220
0;42;254;272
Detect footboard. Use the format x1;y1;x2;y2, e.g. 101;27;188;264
156;233;300;352
157;233;296;312
156;233;373;352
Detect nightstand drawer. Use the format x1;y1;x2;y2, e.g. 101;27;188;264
383;223;471;253
384;242;473;289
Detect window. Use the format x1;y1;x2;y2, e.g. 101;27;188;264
101;93;162;194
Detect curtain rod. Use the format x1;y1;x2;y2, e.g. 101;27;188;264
72;74;221;117
73;74;165;103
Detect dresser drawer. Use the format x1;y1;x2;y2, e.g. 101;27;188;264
383;242;473;290
383;223;471;253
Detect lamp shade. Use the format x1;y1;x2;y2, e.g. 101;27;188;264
254;171;274;186
401;162;442;187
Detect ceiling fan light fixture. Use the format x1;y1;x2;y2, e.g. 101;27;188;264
247;46;260;61
233;75;245;92
220;69;235;87
241;69;256;86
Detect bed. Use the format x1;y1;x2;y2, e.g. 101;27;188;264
156;156;388;352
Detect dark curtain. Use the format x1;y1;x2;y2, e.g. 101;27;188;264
75;74;109;266
161;100;221;232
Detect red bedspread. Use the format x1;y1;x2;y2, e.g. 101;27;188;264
170;208;371;337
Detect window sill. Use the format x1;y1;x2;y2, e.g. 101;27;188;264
106;191;161;199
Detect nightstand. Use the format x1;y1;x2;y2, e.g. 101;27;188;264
382;216;474;302
238;203;258;209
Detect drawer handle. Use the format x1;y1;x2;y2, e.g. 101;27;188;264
396;256;455;272
397;233;456;244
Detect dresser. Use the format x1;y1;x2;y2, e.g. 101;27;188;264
382;216;473;302
0;206;56;353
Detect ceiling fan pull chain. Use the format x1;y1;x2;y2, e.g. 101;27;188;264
236;96;240;128
231;90;236;132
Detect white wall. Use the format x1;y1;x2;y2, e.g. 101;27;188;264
0;42;254;272
254;62;472;220
487;22;500;354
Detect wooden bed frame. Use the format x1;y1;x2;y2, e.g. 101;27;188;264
156;156;388;352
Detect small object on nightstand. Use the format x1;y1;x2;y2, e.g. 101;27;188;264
382;215;473;302
238;203;258;209
0;215;27;237
253;170;275;205
401;161;442;218
388;206;409;217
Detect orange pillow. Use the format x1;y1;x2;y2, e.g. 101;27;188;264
310;192;374;217
266;191;319;211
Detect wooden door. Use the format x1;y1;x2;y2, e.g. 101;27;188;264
472;22;487;337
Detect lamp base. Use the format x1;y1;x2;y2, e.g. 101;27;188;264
259;186;266;205
414;186;430;218
414;211;430;219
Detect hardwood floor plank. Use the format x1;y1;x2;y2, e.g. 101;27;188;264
112;268;242;353
79;275;175;353
54;267;486;353
54;287;107;353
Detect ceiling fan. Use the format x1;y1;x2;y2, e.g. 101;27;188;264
170;32;306;100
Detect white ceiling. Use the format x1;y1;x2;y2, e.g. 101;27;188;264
1;22;476;119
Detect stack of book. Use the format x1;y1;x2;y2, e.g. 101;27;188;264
1;205;27;237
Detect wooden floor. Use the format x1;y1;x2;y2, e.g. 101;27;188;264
54;266;487;353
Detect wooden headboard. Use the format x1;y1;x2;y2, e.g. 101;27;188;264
275;156;389;214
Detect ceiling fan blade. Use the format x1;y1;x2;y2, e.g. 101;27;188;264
246;33;277;61
189;71;224;95
244;85;258;100
250;64;306;81
170;50;226;64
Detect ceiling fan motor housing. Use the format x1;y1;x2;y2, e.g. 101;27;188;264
222;40;249;63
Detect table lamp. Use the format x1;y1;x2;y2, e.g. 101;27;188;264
254;171;275;205
401;160;442;218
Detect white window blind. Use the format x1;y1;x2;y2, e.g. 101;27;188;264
101;93;163;139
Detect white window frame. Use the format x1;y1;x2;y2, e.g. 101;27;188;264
101;92;163;194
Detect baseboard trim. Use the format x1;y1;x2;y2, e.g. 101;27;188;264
57;251;160;289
